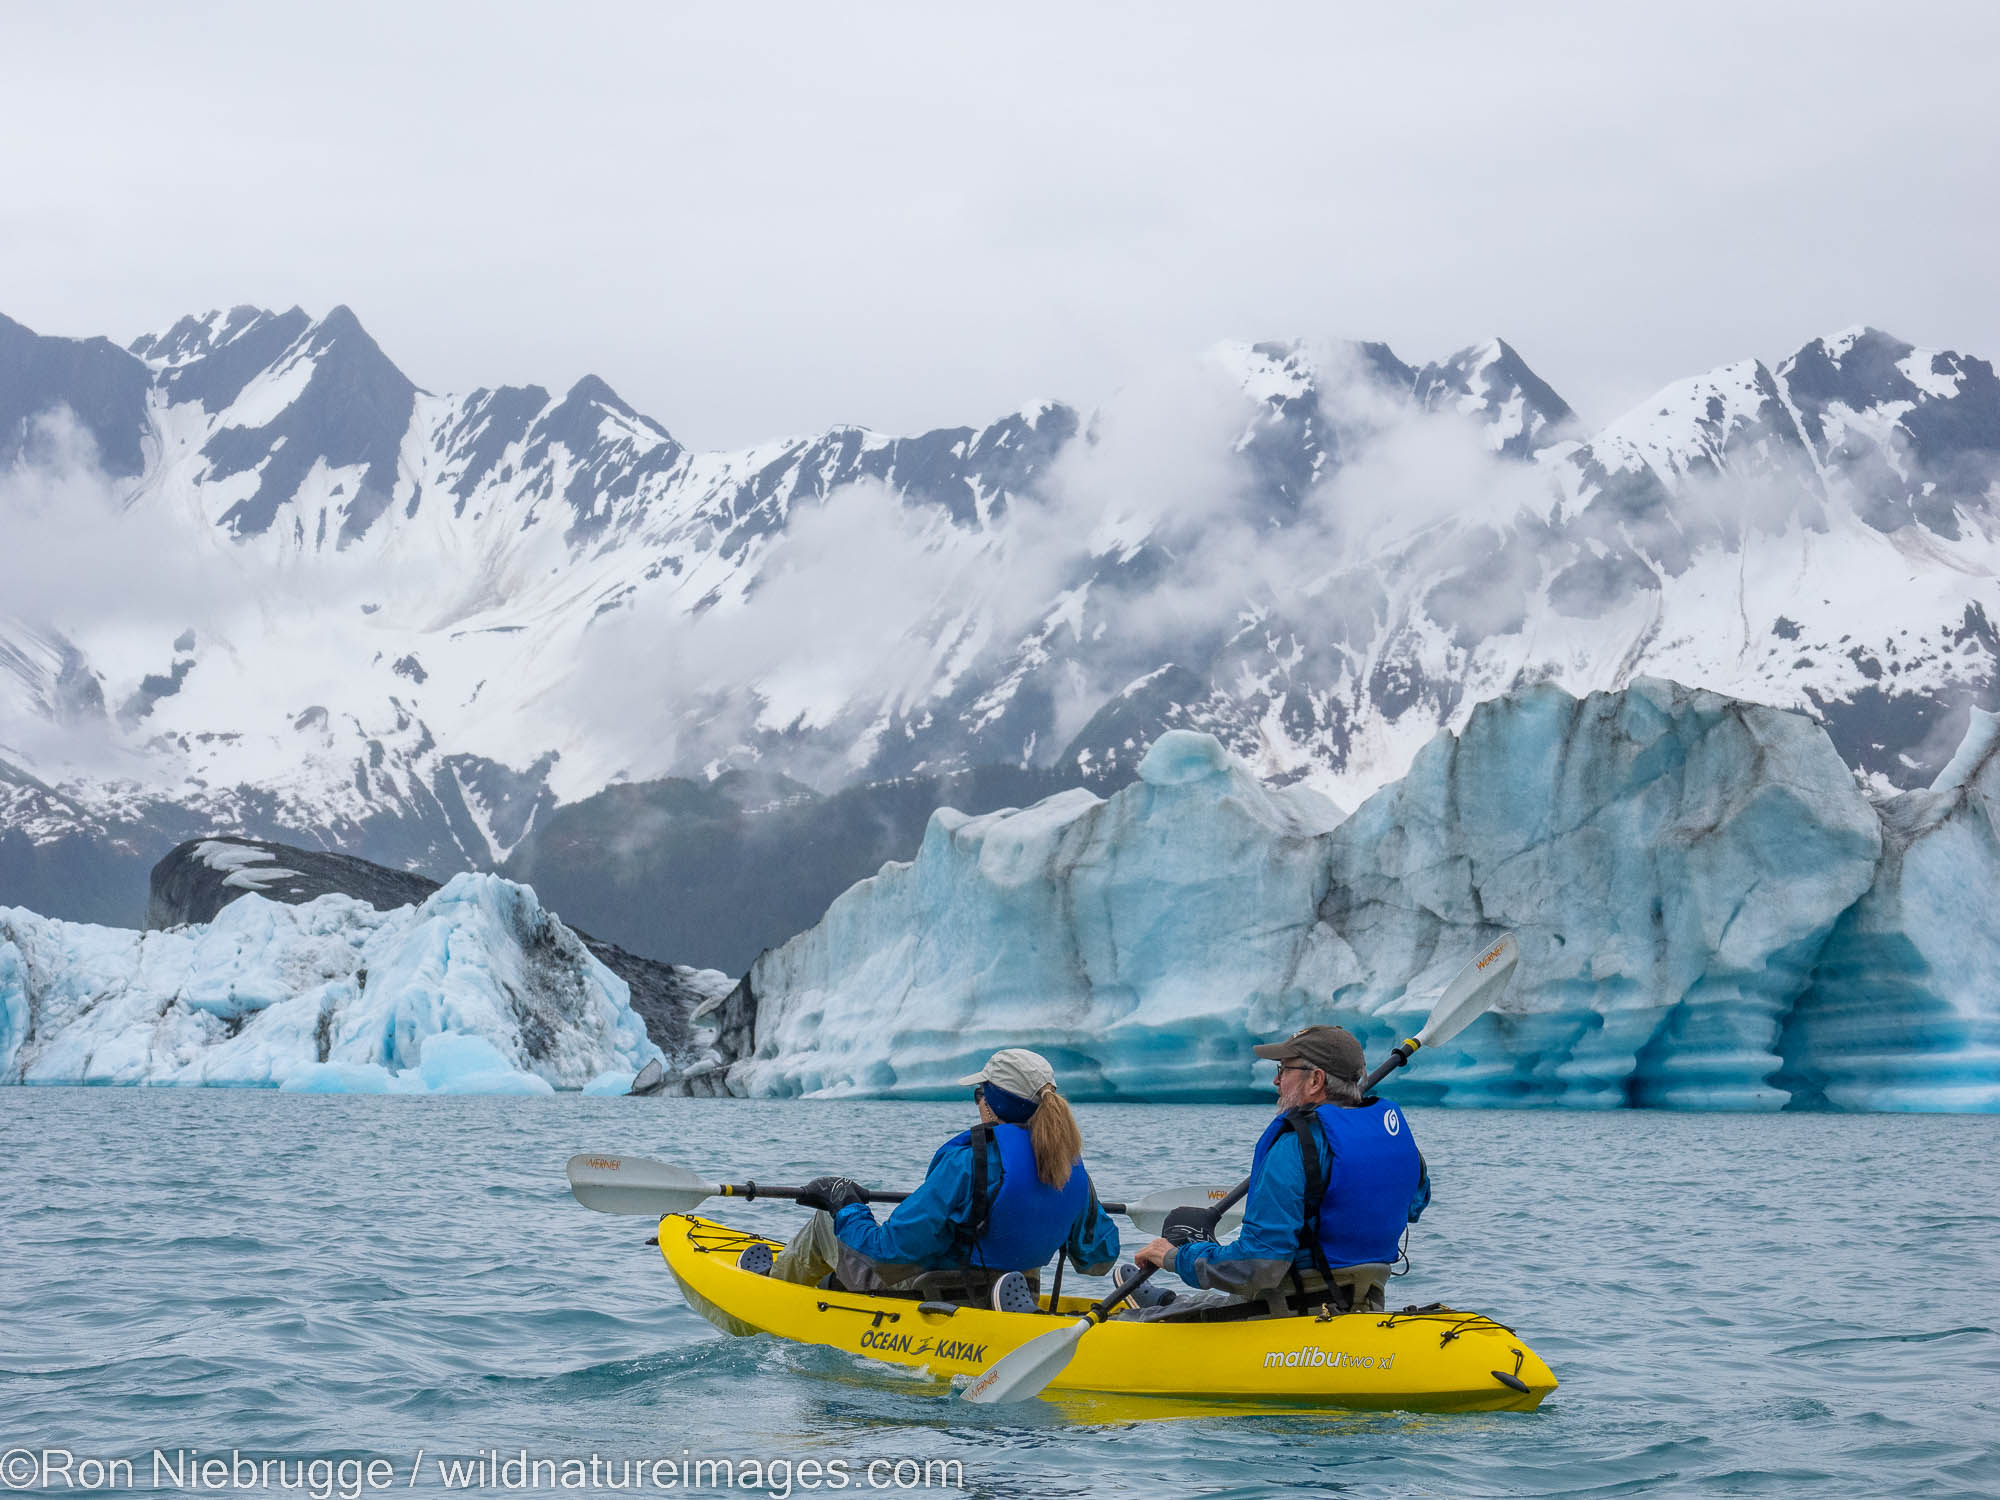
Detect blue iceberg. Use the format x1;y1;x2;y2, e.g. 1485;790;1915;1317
1314;680;1881;1109
1776;709;2000;1111
721;679;1996;1110
0;873;660;1092
728;727;1344;1100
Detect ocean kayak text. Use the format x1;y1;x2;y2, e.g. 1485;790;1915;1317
854;1330;988;1362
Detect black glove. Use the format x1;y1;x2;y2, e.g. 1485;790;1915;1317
1160;1206;1218;1247
796;1175;867;1214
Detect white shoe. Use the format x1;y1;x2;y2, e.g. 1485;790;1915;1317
990;1271;1039;1314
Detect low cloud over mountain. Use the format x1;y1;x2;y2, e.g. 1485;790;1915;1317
3;307;1996;937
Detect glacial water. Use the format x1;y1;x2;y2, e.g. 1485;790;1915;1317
4;1091;1997;1499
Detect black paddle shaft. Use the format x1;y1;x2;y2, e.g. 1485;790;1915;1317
1090;1262;1160;1321
722;1181;1133;1214
720;1181;910;1205
1200;1178;1250;1231
1362;1044;1416;1095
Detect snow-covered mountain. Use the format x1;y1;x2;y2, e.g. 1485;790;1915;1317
3;306;1996;925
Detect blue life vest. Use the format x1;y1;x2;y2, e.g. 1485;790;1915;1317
1249;1100;1420;1270
936;1123;1091;1271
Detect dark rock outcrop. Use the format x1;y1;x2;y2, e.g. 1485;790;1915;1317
501;761;1128;974
684;970;759;1096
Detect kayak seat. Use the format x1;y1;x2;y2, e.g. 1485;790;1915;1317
1133;1265;1395;1324
1243;1264;1392;1320
1327;1262;1393;1314
908;1268;1041;1305
1267;1263;1391;1317
815;1268;1039;1307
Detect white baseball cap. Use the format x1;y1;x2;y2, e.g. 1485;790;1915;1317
955;1047;1057;1097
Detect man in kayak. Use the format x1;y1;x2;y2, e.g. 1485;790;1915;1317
741;1048;1121;1312
1130;1024;1429;1317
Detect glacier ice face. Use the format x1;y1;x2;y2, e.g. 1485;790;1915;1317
728;729;1345;1099
1776;709;2000;1112
406;1033;558;1095
146;832;730;1067
726;680;1991;1110
0;872;660;1091
1308;679;1881;1109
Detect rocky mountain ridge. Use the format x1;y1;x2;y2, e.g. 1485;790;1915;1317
2;307;1996;939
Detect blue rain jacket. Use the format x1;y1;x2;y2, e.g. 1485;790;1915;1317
1171;1103;1431;1295
833;1124;1121;1277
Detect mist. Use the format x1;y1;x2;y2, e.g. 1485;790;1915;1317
544;344;1574;787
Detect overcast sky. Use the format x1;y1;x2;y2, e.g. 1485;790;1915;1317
5;1;1995;450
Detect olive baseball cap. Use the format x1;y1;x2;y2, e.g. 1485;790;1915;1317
1252;1024;1365;1081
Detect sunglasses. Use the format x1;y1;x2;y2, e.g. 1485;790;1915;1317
1275;1061;1322;1077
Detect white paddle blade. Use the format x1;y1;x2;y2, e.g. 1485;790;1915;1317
960;1318;1091;1404
1415;932;1518;1050
566;1153;719;1216
1122;1185;1245;1238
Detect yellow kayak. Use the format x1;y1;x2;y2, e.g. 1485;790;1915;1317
659;1214;1557;1411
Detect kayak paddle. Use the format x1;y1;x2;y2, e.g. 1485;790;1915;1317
961;930;1520;1405
1195;930;1520;1232
960;1264;1163;1405
566;1155;909;1216
1119;1184;1244;1236
565;1153;1242;1234
1364;930;1519;1090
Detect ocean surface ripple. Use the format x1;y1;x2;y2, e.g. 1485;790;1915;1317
4;1093;1997;1498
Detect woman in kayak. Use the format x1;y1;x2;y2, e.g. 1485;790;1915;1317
741;1048;1120;1311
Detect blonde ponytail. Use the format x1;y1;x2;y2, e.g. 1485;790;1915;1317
1028;1085;1084;1188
